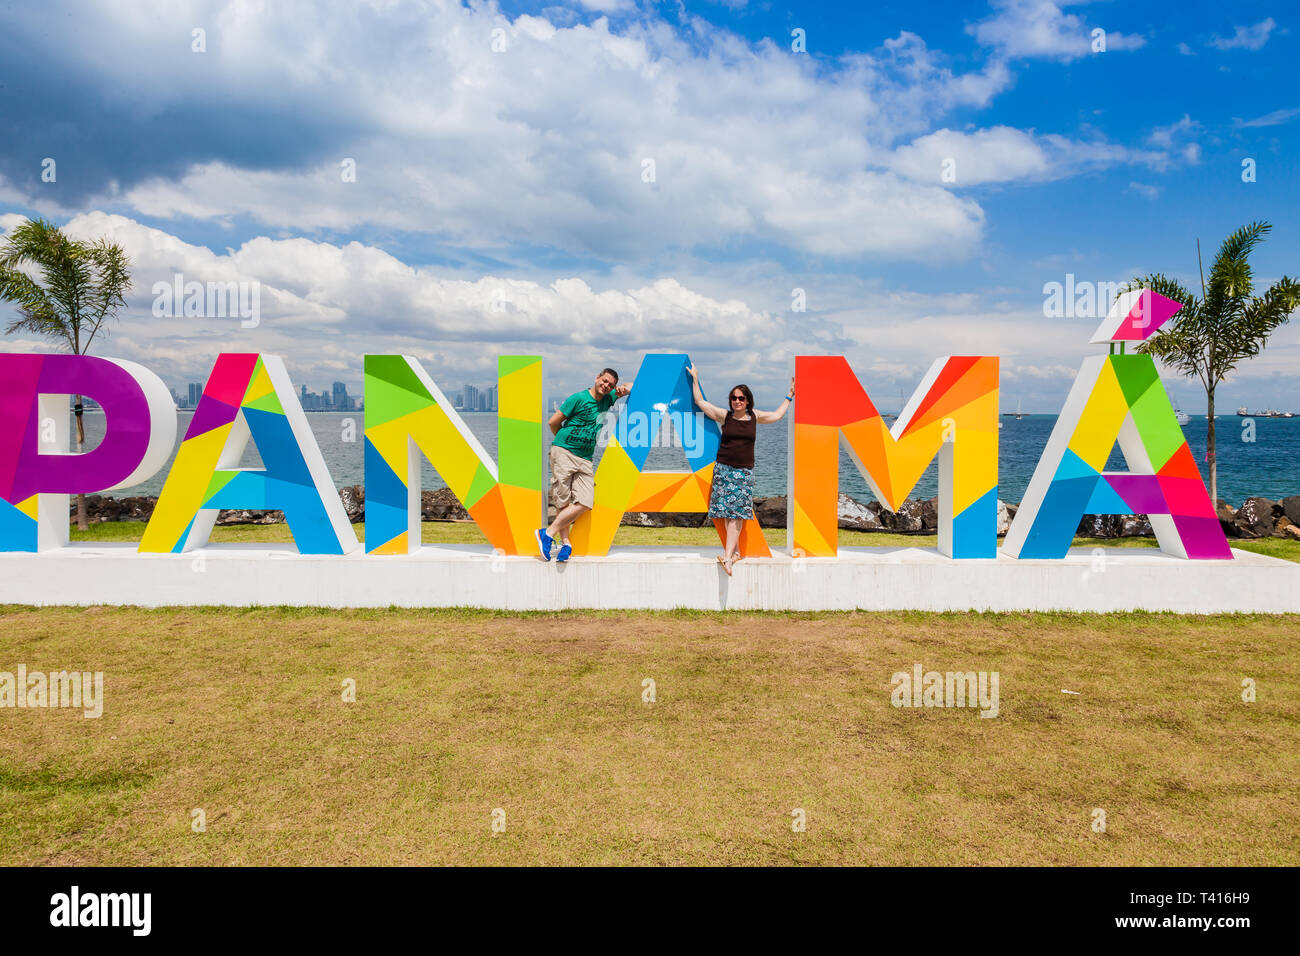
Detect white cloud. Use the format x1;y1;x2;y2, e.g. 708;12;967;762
28;212;778;392
0;213;28;236
1148;115;1198;147
1177;41;1194;56
1128;181;1159;200
891;127;1050;185
2;3;1182;268
1235;107;1300;128
1145;115;1201;168
3;5;1029;263
968;1;1146;62
889;126;1164;186
7;212;1299;417
573;0;634;11
1210;18;1276;51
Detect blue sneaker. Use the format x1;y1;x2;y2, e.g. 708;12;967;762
556;543;572;563
535;528;553;560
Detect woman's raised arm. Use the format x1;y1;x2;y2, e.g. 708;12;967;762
755;376;796;424
686;364;727;424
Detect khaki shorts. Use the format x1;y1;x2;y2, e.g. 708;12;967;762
549;445;595;511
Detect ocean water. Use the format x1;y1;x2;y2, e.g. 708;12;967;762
78;410;1298;507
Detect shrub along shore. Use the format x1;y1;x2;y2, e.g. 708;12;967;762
71;485;1300;541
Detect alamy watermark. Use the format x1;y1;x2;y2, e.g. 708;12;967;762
1043;274;1126;320
49;886;150;936
596;409;707;457
891;663;999;718
1;665;103;718
152;273;260;328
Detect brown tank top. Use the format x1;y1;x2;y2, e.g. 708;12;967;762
716;410;756;469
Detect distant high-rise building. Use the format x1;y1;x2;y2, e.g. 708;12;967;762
188;383;202;407
486;386;497;412
301;384;308;406
333;381;348;409
464;384;479;412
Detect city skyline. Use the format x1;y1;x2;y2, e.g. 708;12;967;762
163;377;583;414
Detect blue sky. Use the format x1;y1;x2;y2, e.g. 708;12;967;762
0;0;1296;414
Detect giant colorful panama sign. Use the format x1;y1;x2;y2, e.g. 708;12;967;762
0;290;1231;561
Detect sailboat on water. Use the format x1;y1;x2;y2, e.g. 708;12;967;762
1161;377;1190;425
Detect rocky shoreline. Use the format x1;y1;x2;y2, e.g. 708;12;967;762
72;486;1300;540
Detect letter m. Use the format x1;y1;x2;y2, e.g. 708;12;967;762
791;356;999;557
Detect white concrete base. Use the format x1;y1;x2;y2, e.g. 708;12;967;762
0;544;1296;612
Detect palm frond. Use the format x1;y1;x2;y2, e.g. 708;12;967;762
0;217;133;355
1136;222;1298;393
1203;221;1269;320
1134;272;1203;382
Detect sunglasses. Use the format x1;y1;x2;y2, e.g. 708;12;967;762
730;395;746;402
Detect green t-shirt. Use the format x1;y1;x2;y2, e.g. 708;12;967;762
553;389;615;460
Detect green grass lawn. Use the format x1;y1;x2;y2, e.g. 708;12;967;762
1;606;1296;865
68;520;1300;562
5;520;1291;865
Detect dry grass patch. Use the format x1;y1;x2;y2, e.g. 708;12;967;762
1;607;1297;865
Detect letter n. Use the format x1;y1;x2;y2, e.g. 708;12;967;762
791;356;999;557
363;355;543;554
1003;353;1230;559
139;353;355;554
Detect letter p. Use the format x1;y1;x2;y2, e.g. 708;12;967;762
0;354;176;551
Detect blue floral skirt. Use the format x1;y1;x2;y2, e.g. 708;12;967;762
707;462;755;519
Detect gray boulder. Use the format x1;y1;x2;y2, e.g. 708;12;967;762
339;484;365;523
423;486;470;521
1216;500;1239;537
753;496;787;528
889;498;927;533
838;494;885;531
78;494;157;523
215;509;283;525
620;512;707;527
1076;514;1119;538
1282;495;1300;527
918;497;939;532
1120;514;1153;537
1233;497;1279;538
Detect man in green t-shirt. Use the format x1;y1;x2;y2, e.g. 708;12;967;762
537;367;631;562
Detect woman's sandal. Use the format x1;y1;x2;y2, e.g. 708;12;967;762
716;554;733;576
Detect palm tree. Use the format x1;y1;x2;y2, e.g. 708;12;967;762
0;218;133;530
1132;221;1299;504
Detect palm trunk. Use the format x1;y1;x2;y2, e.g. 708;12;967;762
74;394;88;531
1206;387;1217;504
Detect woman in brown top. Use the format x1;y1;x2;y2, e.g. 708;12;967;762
686;365;795;575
